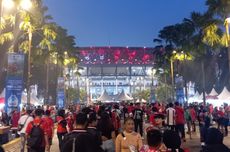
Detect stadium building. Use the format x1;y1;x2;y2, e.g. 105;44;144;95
69;47;156;101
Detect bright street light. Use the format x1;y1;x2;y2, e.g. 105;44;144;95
20;0;32;10
3;0;15;10
225;17;230;24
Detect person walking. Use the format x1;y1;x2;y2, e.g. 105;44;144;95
133;103;144;137
165;103;176;131
116;117;143;152
87;112;103;148
18;109;33;152
56;109;67;151
42;110;54;148
26;109;50;152
175;102;186;142
61;112;103;152
97;112;116;152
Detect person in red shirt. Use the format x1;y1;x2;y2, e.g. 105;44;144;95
217;107;225;132
149;107;158;126
189;105;197;132
66;112;74;132
175;102;186;142
11;110;20;128
128;103;135;117
42;110;54;146
26;109;50;152
56;109;67;151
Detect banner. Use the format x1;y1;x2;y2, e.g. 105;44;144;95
5;53;24;114
57;77;65;108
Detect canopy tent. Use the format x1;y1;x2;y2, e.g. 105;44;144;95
136;99;147;103
96;90;113;101
217;87;230;100
206;88;218;100
209;88;218;96
198;92;208;100
116;90;133;101
21;91;43;105
193;91;200;100
0;89;5;98
0;89;5;104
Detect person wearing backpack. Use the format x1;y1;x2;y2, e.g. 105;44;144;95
56;109;68;151
132;103;144;137
26;109;49;152
61;112;101;152
18;109;33;152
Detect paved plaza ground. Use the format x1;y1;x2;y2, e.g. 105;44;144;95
3;125;230;152
49;127;230;152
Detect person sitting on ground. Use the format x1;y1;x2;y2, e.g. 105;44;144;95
201;128;230;152
116;117;143;152
163;130;189;152
140;129;166;152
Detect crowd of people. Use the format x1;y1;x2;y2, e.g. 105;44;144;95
0;101;230;152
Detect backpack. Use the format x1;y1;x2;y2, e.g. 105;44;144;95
27;121;44;149
61;132;82;152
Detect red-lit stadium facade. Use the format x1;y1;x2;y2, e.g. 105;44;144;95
77;47;156;101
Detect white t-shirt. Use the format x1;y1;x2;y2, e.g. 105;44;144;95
18;114;34;134
166;107;176;125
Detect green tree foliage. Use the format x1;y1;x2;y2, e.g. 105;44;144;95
155;83;173;102
133;89;150;102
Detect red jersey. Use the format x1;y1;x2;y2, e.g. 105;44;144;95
128;106;135;113
175;106;185;124
56;116;67;133
189;108;196;121
149;114;156;126
26;117;49;147
42;116;54;138
67;116;74;132
111;111;121;130
217;110;224;117
11;111;20;127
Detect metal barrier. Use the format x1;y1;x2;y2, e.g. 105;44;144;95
2;138;21;152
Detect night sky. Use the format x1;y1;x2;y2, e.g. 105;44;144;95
43;0;207;47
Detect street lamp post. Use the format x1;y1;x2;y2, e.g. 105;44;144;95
26;26;32;107
170;50;177;100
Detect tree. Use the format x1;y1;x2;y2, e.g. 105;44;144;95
133;89;150;102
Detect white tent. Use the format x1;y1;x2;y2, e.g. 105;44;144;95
136;99;146;103
21;91;43;105
217;87;230;100
116;90;133;101
209;88;218;96
198;92;208;100
96;90;113;101
0;89;5;98
193;91;200;99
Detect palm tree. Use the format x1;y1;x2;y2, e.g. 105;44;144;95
206;0;230;84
